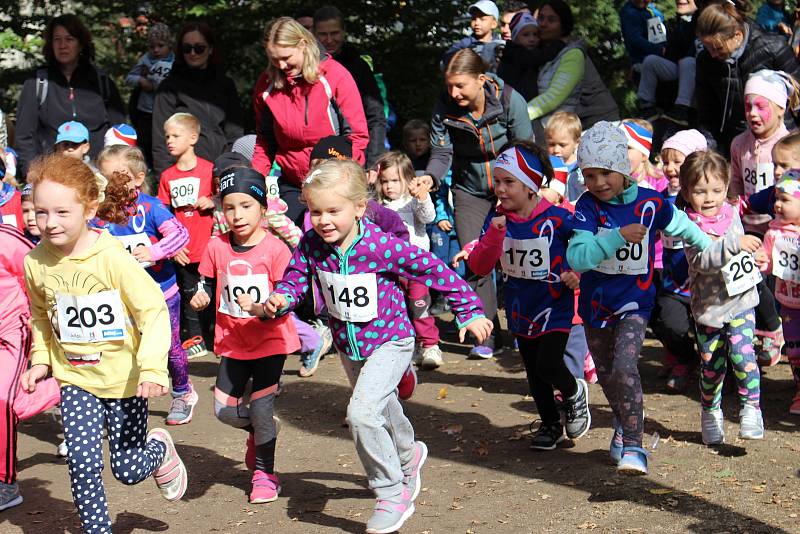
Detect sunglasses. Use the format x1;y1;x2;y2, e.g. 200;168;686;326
181;43;207;55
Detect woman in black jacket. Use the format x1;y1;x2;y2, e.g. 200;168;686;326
695;1;800;154
151;22;243;176
14;14;125;177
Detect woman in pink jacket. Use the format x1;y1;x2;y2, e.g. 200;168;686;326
253;17;368;224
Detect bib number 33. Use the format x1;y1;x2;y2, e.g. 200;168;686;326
318;271;378;322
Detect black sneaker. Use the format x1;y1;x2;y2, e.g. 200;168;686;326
637;103;660;122
529;421;565;451
561;379;591;439
663;104;691;126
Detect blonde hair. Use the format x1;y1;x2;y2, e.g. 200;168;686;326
28;153;100;207
263;17;320;90
775;132;800;164
544;111;582;142
374;151;415;202
623;117;660;178
164;112;200;135
303;159;369;206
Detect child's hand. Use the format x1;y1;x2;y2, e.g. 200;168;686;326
538;187;561;205
561;271;580;290
417;175;434;191
236;293;260;316
263;293;288;318
195;196;214;211
137;381;168;398
437;220;453;232
754;248;769;269
132;246;153;264
190;290;210;311
139;77;155;92
460;317;494;344
491;216;506;231
174;248;191;266
739;234;761;253
619;223;647;244
20;364;49;393
452;249;469;268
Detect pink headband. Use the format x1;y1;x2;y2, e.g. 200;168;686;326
661;129;708;157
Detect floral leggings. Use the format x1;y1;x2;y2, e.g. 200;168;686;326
695;310;760;411
584;315;647;448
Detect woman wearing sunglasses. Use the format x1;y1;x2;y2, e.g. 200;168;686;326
152;22;244;176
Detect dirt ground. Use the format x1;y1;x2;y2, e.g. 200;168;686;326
5;314;800;534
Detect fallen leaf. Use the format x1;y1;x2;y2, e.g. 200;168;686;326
648;488;673;495
577;521;598;529
437;387;448;400
475;440;490;456
442;423;463;435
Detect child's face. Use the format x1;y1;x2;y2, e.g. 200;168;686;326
661;149;686;189
56;141;90;160
772;143;800;180
685;175;727;217
627;147;646;175
379;165;407;200
306;186;367;247
745;95;783;139
676;0;697;16
33;179;96;254
583;168;626;201
546;130;578;162
404;128;429;159
514;25;539;49
774;190;800;223
222;192;265;242
99;156;142;194
165;124;197;157
470;14;498;40
494;168;534;212
21;199;40;236
149;40;170;59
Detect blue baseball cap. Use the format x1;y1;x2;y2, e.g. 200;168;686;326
56;121;89;144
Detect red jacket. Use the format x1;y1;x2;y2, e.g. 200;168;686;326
252;57;368;186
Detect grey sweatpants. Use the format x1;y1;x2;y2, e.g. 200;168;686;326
340;337;416;499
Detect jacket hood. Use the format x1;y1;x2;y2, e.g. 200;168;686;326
42;228;121;262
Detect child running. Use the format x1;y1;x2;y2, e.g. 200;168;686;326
467;142;590;450
190;166;299;504
95;145;197;425
681;150;764;444
759;171;800;415
263;159;492;533
566;121;711;475
19;154;186;533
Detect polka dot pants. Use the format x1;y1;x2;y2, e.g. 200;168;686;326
61;385;167;534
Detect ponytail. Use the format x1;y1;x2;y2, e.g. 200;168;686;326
696;0;750;41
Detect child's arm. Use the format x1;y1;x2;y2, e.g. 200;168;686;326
23;256;56;370
265;211;303;249
148;217;189;262
410;193;436;226
759;231;775;272
266;239;314;317
467;216;506;277
125;55;148;88
566;229;628;273
661;206;712;251
747;186;775;216
686;226;758;274
157;175;172;211
728;140;745;200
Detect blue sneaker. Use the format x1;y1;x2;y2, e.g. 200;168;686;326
469;335;497;359
617;446;649;476
300;324;332;378
609;418;624;462
0;482;22;511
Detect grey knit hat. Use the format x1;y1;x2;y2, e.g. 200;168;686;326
231;134;256;162
147;23;172;45
577;121;631;176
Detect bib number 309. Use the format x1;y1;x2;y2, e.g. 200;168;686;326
56;290;126;343
722;251;762;296
169;177;200;208
317;271;378;322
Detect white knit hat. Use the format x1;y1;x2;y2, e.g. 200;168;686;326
577;121;631;176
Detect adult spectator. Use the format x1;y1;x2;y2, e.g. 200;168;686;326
499;0;530;41
14;14;124;177
695;0;800;153
756;0;792;36
253;17;368;223
151;22;243;176
528;0;619;139
313;5;386;166
294;8;314;32
421;49;532;358
636;0;700;126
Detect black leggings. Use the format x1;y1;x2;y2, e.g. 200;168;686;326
651;293;697;365
517;332;576;425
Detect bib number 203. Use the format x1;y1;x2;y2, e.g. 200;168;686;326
326;285;370;308
65;304;115;328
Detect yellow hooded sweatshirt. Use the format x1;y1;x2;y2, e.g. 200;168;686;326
24;230;169;398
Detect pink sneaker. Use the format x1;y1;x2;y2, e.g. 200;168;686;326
756;328;784;367
250;471;280;504
245;433;255;471
397;365;417;400
583;352;598;384
147;428;187;501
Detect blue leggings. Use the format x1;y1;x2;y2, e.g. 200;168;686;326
62;385;166;533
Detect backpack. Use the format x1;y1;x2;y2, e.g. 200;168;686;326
35;66;112;109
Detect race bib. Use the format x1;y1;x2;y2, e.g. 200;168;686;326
1;214;17;228
56;290;126;343
169;177;200;208
742;162;774;195
265;174;279;198
647;16;667;44
148;59;173;85
661;233;683;250
318;271;378;322
721;251;762;296
595;228;649;275
772;236;800;283
499;237;550;280
218;272;272;318
116;233;153;267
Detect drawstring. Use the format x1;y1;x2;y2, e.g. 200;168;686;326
720;62;732;134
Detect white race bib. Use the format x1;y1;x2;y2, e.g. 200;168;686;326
647;16;667;44
772;236;800;283
148;59;172;85
499;237;550;280
265;174;279;198
116;233;153;268
169;177;200;208
1;214;17;228
318;271;378;322
721;251;762;296
742;161;774;195
661;233;683;250
595;228;649;275
56;290;126;343
218;272;272;318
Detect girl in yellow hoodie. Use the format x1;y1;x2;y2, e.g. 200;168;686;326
19;154;187;533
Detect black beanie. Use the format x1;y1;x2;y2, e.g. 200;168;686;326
213;151;250;177
310;135;353;162
219;167;268;206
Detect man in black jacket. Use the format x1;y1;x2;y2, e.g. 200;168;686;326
313;5;386;166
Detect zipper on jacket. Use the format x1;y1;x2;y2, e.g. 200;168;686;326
336;224;365;360
69;86;77;118
304;94;309;126
446;116;494;190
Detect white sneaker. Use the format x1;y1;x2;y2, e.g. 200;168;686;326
420;345;443;370
56;440;68;457
700;408;724;445
739;404;764;440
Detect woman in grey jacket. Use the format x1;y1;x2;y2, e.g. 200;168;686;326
421;49;533;358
